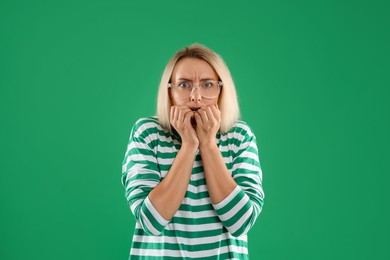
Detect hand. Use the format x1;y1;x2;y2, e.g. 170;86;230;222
194;104;221;147
170;105;199;149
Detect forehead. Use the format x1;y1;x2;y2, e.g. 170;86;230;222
171;57;218;80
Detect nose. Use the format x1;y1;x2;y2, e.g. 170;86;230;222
190;87;202;102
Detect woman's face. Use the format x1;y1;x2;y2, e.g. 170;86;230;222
169;57;220;110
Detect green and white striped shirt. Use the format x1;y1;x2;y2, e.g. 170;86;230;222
121;117;264;259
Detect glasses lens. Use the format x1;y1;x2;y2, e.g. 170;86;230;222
172;80;221;99
173;81;191;99
201;81;219;98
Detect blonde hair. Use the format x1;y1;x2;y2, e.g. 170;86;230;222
156;43;240;133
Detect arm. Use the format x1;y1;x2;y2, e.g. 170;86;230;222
122;118;169;236
148;106;199;220
195;105;236;204
122;108;198;235
213;126;264;237
148;143;197;220
195;107;265;237
199;143;237;204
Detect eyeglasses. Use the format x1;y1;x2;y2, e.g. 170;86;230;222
168;80;223;100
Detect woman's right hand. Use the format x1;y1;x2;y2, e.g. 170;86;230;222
170;106;199;150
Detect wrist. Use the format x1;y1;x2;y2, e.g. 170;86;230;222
181;141;199;154
199;141;218;152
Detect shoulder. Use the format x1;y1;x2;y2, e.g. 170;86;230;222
130;116;168;139
133;116;160;130
223;121;260;157
226;120;256;140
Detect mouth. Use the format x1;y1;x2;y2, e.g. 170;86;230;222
190;107;200;112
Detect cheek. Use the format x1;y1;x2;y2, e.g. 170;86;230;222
205;97;219;106
169;93;179;106
171;97;187;106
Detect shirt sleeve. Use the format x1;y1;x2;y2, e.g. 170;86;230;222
121;118;169;236
212;123;265;237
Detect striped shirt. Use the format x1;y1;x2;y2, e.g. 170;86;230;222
121;117;264;259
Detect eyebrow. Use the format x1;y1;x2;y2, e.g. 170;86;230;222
176;77;217;81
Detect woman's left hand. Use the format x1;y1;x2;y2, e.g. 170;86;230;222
194;104;221;148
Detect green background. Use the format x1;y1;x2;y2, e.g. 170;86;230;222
1;0;389;259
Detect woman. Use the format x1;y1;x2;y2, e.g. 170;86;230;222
121;43;264;259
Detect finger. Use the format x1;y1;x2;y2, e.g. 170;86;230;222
176;106;191;114
180;106;192;122
205;106;220;130
210;104;221;121
194;112;203;126
173;106;180;123
182;106;192;114
205;106;215;122
170;106;175;123
184;110;194;125
197;107;209;122
178;108;184;124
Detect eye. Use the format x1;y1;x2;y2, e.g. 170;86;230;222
203;81;215;89
178;81;191;89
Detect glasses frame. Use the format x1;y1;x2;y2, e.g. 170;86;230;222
168;80;223;100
